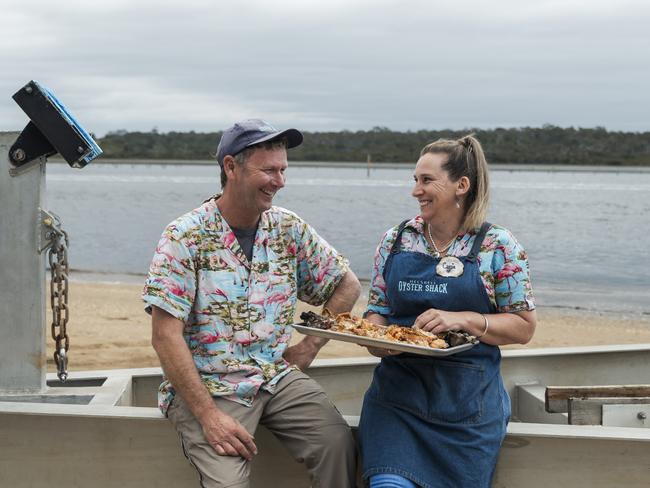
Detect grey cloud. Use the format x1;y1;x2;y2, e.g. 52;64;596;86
1;0;649;135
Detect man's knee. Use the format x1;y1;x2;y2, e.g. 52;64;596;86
329;422;355;448
306;423;357;487
314;422;356;460
179;440;250;488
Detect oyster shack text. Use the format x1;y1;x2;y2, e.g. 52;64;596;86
398;280;448;294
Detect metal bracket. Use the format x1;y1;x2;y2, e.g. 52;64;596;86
9;80;102;169
38;208;63;254
8;154;46;177
9;121;57;168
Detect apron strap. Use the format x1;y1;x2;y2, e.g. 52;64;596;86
466;221;492;262
389;219;411;255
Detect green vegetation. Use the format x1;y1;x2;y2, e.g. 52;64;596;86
98;126;650;166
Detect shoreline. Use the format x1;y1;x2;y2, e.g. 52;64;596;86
48;158;650;173
46;280;650;373
67;271;650;316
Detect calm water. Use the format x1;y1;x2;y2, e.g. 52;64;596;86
46;163;650;313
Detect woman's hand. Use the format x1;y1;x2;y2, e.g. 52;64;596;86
413;308;466;334
414;308;537;345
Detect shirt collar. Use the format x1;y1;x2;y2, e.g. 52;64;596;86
206;194;273;269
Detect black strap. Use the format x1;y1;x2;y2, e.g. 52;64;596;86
467;222;492;262
389;219;410;254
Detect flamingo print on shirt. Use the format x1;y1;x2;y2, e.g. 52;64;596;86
143;197;348;415
367;216;535;317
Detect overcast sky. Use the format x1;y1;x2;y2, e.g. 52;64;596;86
1;0;649;136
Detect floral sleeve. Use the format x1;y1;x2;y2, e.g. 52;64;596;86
482;226;535;313
142;224;197;321
295;219;349;306
366;227;399;316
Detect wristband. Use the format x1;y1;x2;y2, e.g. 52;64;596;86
477;314;489;339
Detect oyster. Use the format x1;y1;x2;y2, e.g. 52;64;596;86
299;311;336;330
442;330;478;347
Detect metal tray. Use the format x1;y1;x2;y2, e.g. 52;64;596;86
292;324;476;357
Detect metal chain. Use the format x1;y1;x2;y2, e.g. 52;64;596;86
47;222;70;382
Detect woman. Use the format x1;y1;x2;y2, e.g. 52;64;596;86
358;135;536;488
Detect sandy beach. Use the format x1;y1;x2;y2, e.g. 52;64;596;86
46;281;650;372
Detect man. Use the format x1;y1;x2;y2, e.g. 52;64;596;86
143;119;361;487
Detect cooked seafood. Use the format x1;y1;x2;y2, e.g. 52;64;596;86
298;311;476;349
385;325;448;349
299;310;336;330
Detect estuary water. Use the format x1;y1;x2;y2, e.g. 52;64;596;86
46;162;650;314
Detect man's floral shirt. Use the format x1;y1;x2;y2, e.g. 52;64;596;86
143;197;348;415
367;216;535;316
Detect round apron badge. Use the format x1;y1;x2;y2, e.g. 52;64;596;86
435;256;464;277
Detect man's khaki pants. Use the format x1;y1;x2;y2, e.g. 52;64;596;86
167;370;356;487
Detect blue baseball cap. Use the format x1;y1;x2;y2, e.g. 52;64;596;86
216;119;303;166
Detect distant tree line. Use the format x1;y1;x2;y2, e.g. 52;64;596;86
97;126;650;166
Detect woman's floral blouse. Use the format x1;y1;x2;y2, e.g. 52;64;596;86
367;216;535;316
143;197;348;415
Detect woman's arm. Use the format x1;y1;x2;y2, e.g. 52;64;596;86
413;308;537;346
414;225;536;346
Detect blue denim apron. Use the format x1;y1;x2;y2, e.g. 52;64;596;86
359;222;511;488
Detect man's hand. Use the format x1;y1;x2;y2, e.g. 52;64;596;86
284;271;361;369
201;410;258;460
364;345;402;358
283;336;323;370
151;307;257;459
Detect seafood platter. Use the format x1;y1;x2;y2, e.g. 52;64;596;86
295;311;478;357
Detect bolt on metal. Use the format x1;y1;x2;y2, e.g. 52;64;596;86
12;148;26;162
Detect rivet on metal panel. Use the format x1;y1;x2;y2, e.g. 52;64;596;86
43;218;53;227
638;411;647;420
24;85;33;94
11;148;26;162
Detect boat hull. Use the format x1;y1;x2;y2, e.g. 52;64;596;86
2;345;650;487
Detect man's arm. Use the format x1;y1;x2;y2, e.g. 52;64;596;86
151;306;257;459
284;270;362;369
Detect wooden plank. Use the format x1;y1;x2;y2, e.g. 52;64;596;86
546;385;650;413
569;397;650;425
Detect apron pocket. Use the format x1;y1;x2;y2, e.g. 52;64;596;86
375;356;484;424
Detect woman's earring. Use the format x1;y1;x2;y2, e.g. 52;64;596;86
456;199;461;209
